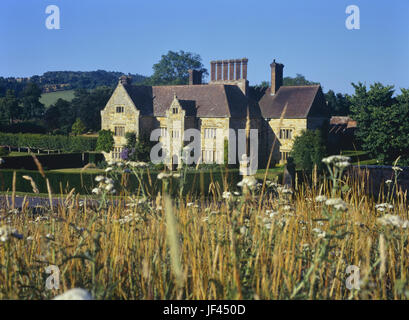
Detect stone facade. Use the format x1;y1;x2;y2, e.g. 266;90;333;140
100;58;330;167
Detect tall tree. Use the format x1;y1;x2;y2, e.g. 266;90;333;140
349;82;409;164
21;83;44;120
148;50;208;85
0;90;20;124
325;90;351;116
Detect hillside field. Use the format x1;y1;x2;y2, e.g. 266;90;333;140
40;90;76;107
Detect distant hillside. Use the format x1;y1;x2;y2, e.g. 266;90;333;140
0;70;147;96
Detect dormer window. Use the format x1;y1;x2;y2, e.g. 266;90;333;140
172;107;178;114
116;106;124;113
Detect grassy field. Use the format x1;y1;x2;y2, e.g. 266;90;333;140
40;90;75;108
0;157;408;300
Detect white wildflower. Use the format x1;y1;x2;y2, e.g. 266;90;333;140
92;188;101;195
53;288;92;300
385;180;393;185
222;191;232;199
105;167;113;172
105;184;114;192
315;195;327;202
157;172;172;180
95;175;105;182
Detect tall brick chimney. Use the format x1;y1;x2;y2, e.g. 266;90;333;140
242;58;248;80
216;61;222;81
270;59;284;95
229;59;235;80
210;61;216;81
223;60;229;80
188;70;203;85
235;59;242;80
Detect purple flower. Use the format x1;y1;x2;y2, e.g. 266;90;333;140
120;148;129;160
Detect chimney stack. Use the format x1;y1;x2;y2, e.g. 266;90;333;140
216;61;222;80
210;61;216;81
229;59;235;80
270;59;284;95
223;60;229;80
119;75;132;85
235;59;242;80
188;69;203;85
242;58;248;80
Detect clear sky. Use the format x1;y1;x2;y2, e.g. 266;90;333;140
1;0;408;94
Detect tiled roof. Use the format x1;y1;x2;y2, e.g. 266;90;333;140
258;85;328;118
123;84;252;118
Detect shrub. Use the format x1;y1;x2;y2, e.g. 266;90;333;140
290;129;326;172
0;146;10;157
0;132;97;152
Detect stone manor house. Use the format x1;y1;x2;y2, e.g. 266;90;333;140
101;58;329;167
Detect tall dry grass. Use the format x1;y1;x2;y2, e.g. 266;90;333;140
0;160;409;300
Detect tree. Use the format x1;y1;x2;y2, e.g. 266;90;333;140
71;118;86;135
21;82;44;120
325;90;351;116
350;82;409;164
148;50;208;85
290;129;326;172
123;132;153;162
0;90;20;124
71;87;113;132
96;130;114;153
283;74;319;86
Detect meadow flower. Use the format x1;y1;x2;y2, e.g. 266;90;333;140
237;176;257;189
105;184;114;192
377;214;408;228
157;172;172;180
105;167;113;172
95;175;105;182
92;188;101;195
322;155;351;165
0;226;19;242
0;158;4;165
240;226;247;235
222;191;232;199
187;202;194;207
315;195;327;202
385;179;393;185
375;203;394;210
53;288;92;300
392;166;403;172
334;161;350;169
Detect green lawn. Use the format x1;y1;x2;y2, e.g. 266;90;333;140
7;152;31;157
48;168;105;174
40;90;75;108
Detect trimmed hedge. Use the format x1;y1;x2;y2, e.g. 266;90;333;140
0;153;104;170
0;132;97;152
0;168;242;196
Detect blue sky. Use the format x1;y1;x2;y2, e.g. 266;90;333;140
0;0;408;94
